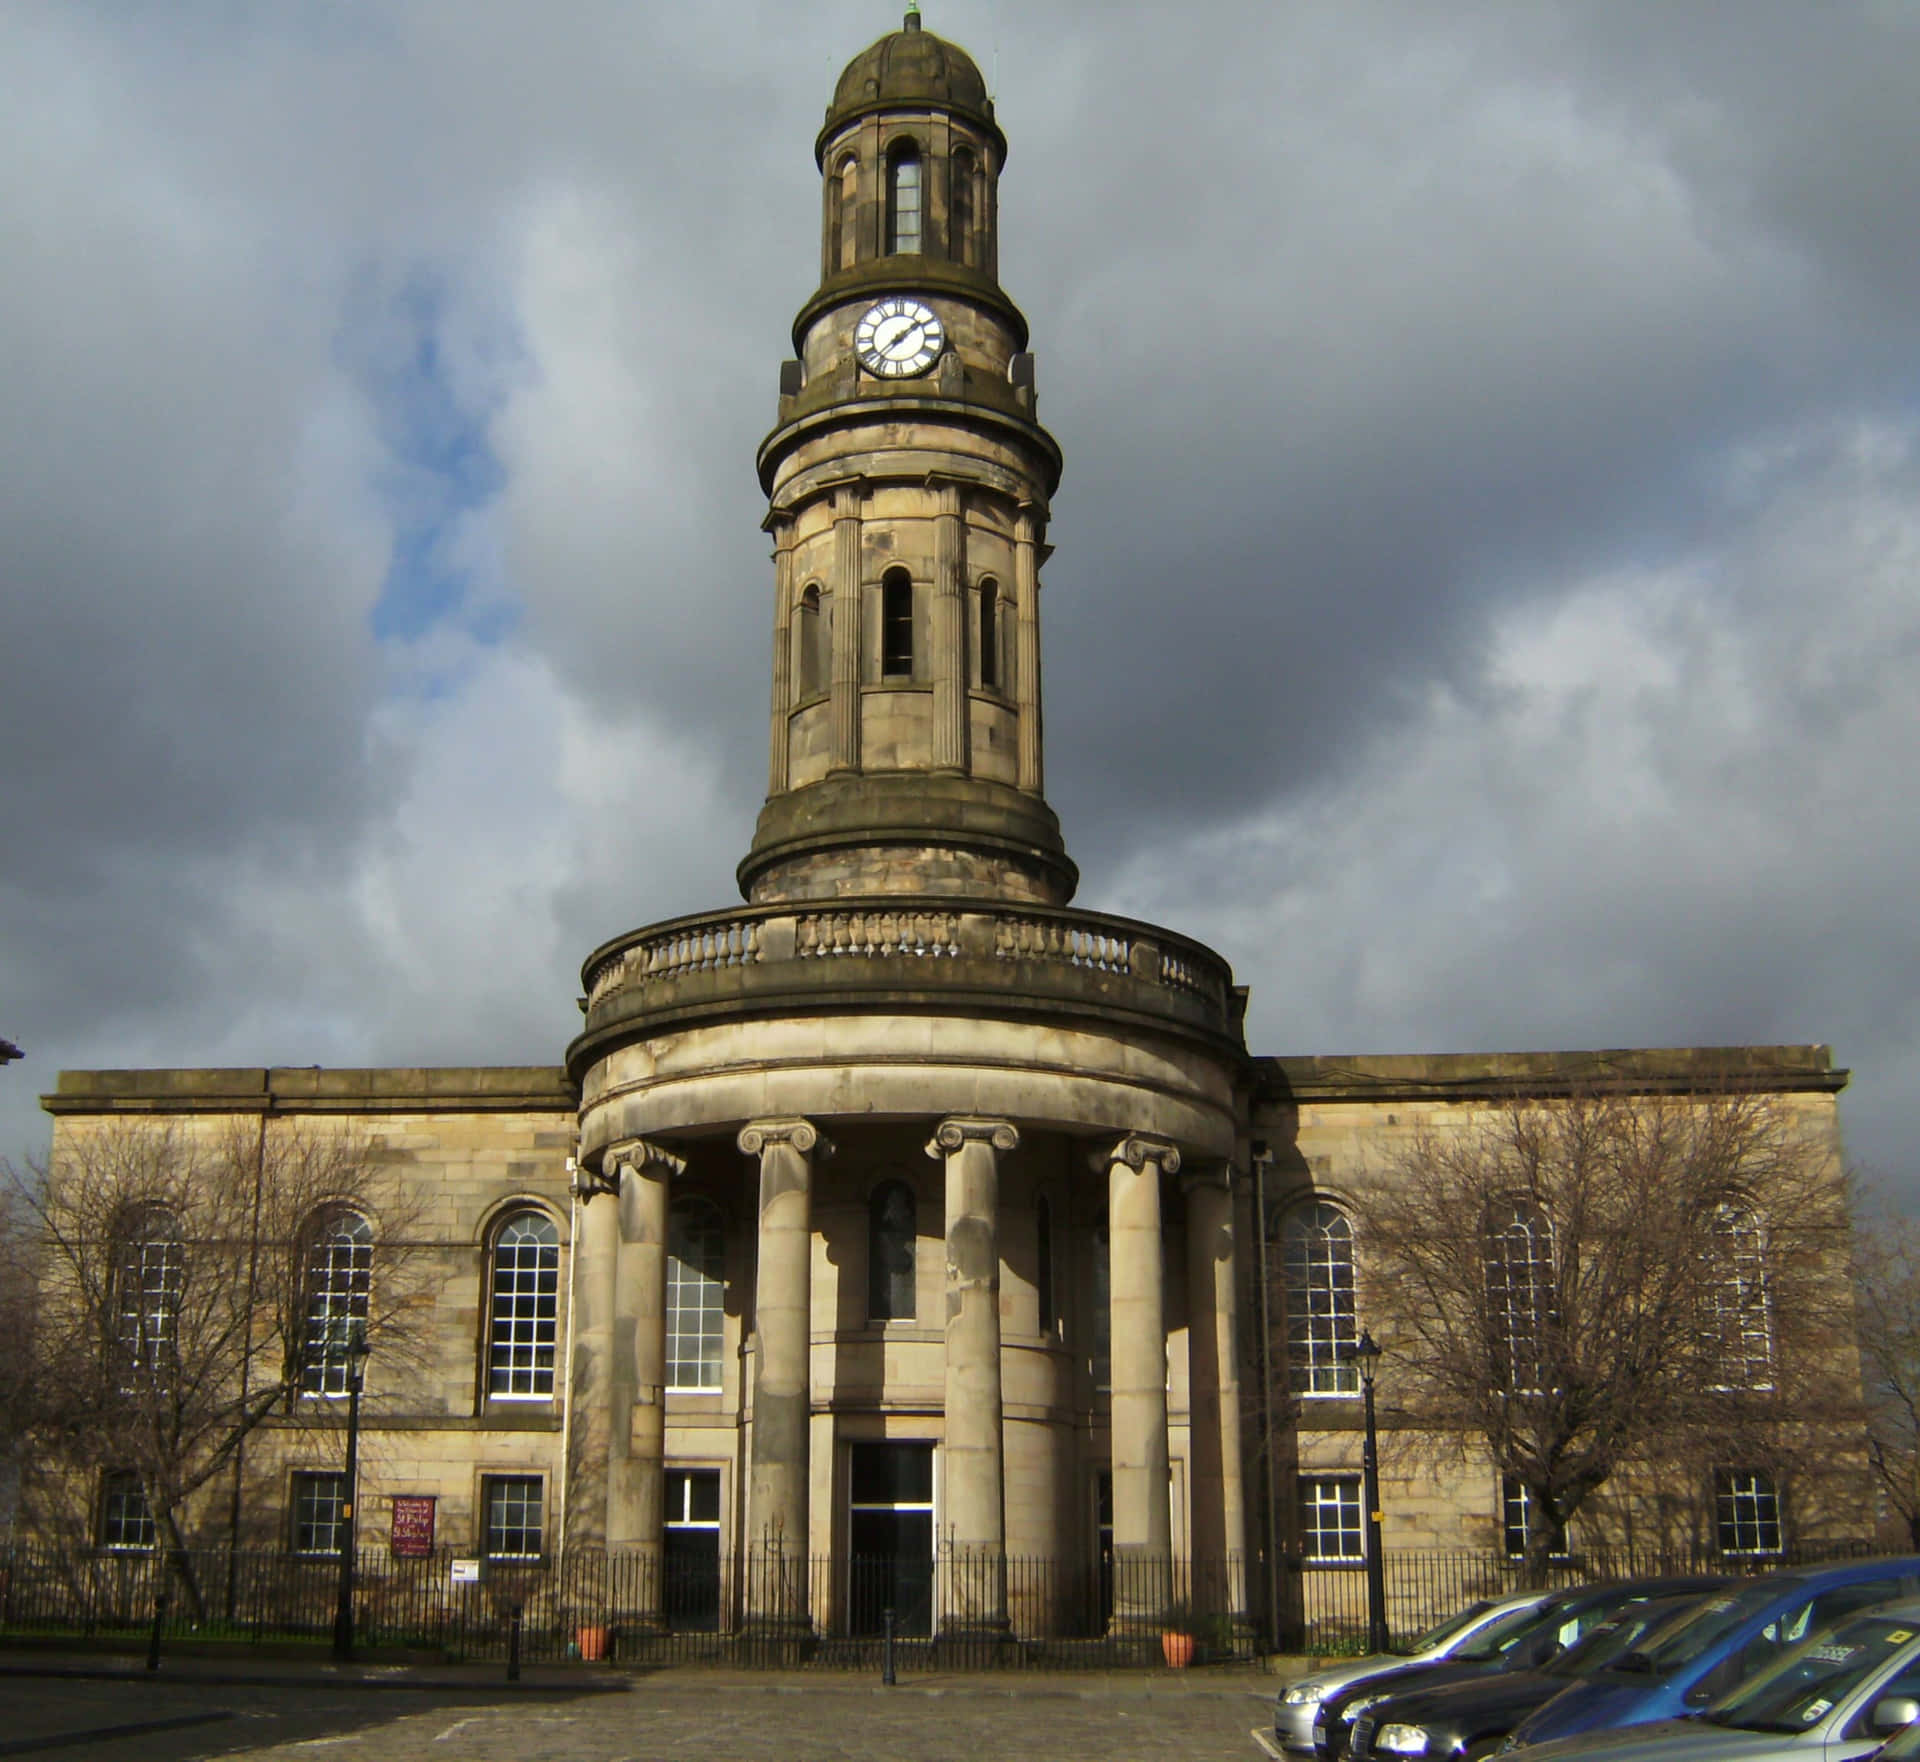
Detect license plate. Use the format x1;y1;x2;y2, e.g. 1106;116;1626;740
1353;1718;1376;1757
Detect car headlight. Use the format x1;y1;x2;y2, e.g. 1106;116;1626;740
1375;1726;1431;1756
1285;1683;1328;1707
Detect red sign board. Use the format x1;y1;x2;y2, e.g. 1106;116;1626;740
390;1495;436;1558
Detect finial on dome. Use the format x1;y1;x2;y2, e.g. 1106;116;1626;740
904;4;922;31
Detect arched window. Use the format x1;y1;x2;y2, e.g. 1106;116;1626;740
795;583;824;699
867;1180;917;1321
978;580;999;689
881;569;914;678
886;144;922;255
1486;1198;1553;1393
302;1209;372;1396
838;154;859;269
1035;1193;1055;1336
114;1204;182;1385
950;147;976;265
488;1211;559;1399
667;1198;725;1392
1704;1206;1775;1391
1280;1201;1358;1396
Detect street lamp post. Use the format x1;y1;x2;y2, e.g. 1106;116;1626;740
331;1318;371;1663
1355;1330;1390;1654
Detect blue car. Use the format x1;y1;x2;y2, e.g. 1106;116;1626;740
1505;1557;1920;1750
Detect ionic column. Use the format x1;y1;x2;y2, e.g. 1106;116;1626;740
563;1161;619;1556
1101;1133;1179;1625
927;1117;1017;1632
828;487;862;773
931;482;967;773
1014;505;1043;794
602;1137;684;1620
767;515;795;794
1184;1165;1246;1616
740;1118;831;1626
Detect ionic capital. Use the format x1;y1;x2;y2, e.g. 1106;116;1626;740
737;1118;833;1161
1181;1160;1234;1196
602;1137;685;1185
926;1118;1020;1160
1093;1134;1182;1178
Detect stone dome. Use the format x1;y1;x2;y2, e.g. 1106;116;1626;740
818;10;1002;162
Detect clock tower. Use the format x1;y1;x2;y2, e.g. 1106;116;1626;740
569;11;1248;1643
742;5;1074;908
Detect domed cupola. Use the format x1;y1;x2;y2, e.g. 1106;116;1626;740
820;7;1004;164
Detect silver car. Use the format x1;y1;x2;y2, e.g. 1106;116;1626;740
1274;1595;1558;1754
1482;1598;1920;1762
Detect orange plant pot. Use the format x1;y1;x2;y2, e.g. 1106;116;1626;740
576;1624;609;1662
1162;1631;1196;1668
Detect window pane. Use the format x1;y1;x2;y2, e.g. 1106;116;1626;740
1487;1201;1552;1391
293;1472;347;1555
303;1212;372;1396
867;1181;917;1321
889;152;921;254
1299;1476;1363;1562
1281;1202;1358;1395
1502;1476;1569;1560
484;1475;544;1557
667;1201;725;1391
488;1213;559;1398
1704;1209;1775;1391
101;1473;155;1550
882;573;913;677
850;1441;933;1506
115;1211;182;1387
1716;1469;1783;1555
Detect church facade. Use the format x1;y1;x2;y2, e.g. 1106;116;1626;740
34;15;1870;1645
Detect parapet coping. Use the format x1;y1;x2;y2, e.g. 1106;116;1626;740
43;1066;577;1117
1257;1045;1846;1105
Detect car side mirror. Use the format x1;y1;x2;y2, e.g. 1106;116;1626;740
1871;1699;1920;1734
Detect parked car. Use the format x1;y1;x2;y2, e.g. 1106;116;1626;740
1353;1591;1724;1761
1502;1557;1920;1750
1319;1579;1726;1762
1494;1596;1920;1762
1273;1594;1559;1755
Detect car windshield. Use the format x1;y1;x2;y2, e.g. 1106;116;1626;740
1412;1601;1499;1654
1457;1600;1575;1662
1702;1615;1920;1733
1622;1584;1792;1675
1544;1599;1705;1679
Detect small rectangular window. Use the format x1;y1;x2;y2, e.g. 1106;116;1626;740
482;1475;544;1558
1502;1476;1570;1560
101;1472;155;1551
292;1471;347;1556
1299;1475;1364;1563
881;574;914;678
1715;1469;1783;1556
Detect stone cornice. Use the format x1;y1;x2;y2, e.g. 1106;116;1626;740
43;1066;577;1118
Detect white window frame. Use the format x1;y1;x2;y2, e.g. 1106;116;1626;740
1299;1474;1364;1564
666;1200;725;1394
487;1212;559;1401
1281;1201;1359;1397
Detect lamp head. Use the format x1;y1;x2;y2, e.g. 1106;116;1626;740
1354;1329;1382;1387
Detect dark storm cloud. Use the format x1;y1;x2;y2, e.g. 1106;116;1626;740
2;0;1917;1185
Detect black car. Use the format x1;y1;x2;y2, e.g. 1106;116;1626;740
1314;1578;1727;1762
1338;1587;1725;1762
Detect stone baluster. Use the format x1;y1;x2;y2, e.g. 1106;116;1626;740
739;1118;832;1629
927;1117;1018;1633
1100;1133;1180;1627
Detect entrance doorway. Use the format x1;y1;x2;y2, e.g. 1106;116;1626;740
664;1468;721;1630
847;1442;933;1636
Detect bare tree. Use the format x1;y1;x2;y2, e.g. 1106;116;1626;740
1357;1088;1859;1581
1852;1182;1920;1547
8;1117;422;1611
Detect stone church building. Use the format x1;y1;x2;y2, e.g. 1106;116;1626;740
37;14;1865;1642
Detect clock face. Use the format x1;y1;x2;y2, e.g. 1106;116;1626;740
854;298;944;378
